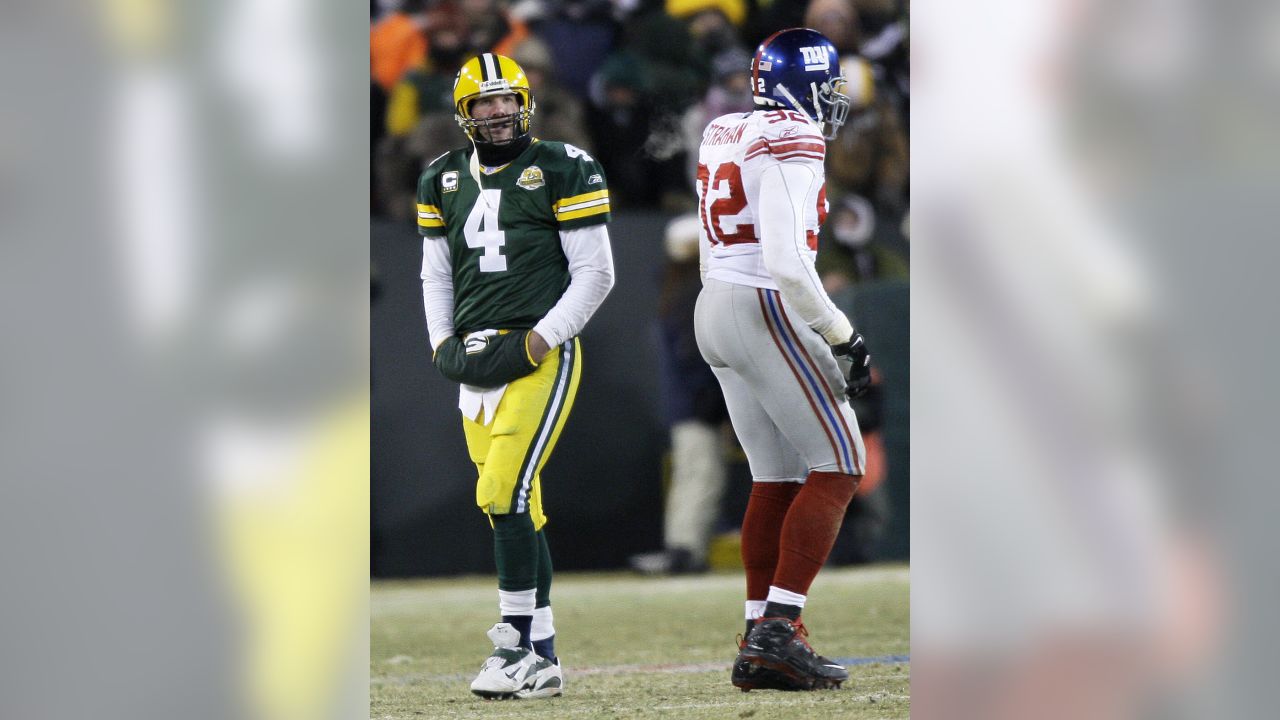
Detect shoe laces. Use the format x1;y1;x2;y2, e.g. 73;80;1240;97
758;616;809;639
746;616;814;651
787;618;818;655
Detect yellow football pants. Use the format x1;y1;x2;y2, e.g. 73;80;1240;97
462;337;581;531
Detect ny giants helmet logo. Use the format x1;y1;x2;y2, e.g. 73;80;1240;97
799;46;830;72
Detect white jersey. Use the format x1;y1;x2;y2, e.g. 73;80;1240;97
696;110;828;290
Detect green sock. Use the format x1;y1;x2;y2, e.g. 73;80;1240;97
533;530;556;662
535;529;553;608
492;513;537;591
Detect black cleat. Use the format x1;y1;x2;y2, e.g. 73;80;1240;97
731;618;848;691
732;654;806;691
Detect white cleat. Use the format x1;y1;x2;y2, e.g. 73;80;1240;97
469;623;563;700
514;658;564;699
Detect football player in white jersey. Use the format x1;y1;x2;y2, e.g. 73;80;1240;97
692;28;872;692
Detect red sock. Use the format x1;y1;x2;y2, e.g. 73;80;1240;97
773;471;859;596
740;482;801;602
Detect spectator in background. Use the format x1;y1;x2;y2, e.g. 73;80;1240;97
665;0;747;71
510;37;593;152
742;0;806;47
804;0;861;56
375;8;471;220
619;3;706;117
459;0;530;57
801;1;911;215
824;55;909;218
806;0;909;112
526;0;622;101
815;193;909;294
586;0;760;209
630;214;730;576
371;0;429;93
852;0;909;110
680;46;754;184
385;9;468;137
585;53;687;208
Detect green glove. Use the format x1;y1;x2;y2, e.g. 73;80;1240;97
434;331;539;388
432;336;469;383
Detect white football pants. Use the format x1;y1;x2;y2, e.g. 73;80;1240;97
694;278;865;480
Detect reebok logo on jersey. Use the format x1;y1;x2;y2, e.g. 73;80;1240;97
780;126;800;138
517;166;545;190
587;174;602;185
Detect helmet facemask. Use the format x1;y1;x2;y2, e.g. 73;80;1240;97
456;91;535;146
774;75;851;140
815;75;851;140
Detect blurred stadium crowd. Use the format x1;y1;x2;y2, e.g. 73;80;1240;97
371;0;910;280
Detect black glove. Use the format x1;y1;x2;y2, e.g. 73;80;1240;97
831;333;871;400
433;331;539;388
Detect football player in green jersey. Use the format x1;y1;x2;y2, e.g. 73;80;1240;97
417;52;615;700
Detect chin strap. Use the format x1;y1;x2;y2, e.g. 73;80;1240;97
468;144;484;190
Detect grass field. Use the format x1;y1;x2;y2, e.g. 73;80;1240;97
371;564;909;719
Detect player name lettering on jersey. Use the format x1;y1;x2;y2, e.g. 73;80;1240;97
697;112;828;291
703;123;747;146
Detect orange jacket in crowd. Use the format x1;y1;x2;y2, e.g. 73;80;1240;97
371;13;426;92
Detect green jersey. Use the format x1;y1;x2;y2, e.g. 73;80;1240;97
417;140;611;336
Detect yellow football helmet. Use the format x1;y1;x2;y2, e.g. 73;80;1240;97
453;53;536;144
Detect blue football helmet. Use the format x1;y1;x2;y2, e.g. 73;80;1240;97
751;28;851;140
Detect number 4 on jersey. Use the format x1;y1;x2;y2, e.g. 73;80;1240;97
564;144;595;162
464;189;507;272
